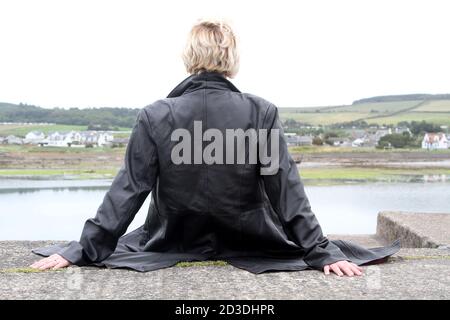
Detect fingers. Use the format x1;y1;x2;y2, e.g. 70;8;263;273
350;263;363;276
325;261;364;277
330;263;344;277
52;257;70;270
52;261;69;270
339;261;354;276
30;254;70;271
38;258;58;270
30;257;50;269
353;263;363;272
323;265;330;275
341;265;354;276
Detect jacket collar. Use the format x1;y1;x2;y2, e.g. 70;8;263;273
167;71;241;98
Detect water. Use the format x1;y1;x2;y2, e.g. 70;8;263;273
0;178;449;240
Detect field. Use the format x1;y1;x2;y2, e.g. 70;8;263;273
280;112;366;125
414;100;450;112
288;145;450;154
367;112;450;126
279;99;450;126
0;144;125;179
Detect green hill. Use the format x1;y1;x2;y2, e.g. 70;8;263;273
279;95;450;127
2;94;450;132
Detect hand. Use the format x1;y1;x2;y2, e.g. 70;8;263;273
323;260;363;277
30;254;71;270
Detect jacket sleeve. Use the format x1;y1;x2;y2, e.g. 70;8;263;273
261;104;349;270
57;108;158;265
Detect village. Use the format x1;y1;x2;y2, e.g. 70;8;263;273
0;127;450;150
0;128;129;148
0;125;449;150
283;126;450;150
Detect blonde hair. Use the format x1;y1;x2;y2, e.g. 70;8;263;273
182;19;239;78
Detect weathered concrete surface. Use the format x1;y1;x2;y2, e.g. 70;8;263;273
377;211;450;248
1;238;449;300
1;211;449;299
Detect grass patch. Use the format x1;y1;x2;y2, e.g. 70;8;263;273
300;167;450;181
367;112;450;126
414;99;450;112
2;166;450;182
176;260;228;268
280;112;368;125
289;145;450;154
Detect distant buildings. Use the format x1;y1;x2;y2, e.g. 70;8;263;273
394;127;412;135
351;138;365;147
284;133;313;146
422;133;449;150
41;130;115;147
347;128;392;148
1;130;120;148
3;128;449;151
24;131;45;143
4;135;24;145
297;135;313;146
326;137;352;147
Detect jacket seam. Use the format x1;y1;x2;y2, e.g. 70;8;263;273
261;102;275;129
203;86;209;214
141;108;158;190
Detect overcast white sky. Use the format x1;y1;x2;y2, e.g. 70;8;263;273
0;0;449;109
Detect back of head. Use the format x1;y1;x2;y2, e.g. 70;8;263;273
182;19;240;78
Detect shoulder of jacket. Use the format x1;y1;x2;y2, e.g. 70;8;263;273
141;98;175;120
240;92;277;112
240;92;279;124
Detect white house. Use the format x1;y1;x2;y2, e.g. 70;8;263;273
31;129;116;147
65;130;82;144
327;137;352;147
97;132;114;146
45;131;74;147
394;127;412;136
5;135;23;145
422;132;449;150
24;131;45;144
80;131;98;145
351;138;365;147
375;128;392;138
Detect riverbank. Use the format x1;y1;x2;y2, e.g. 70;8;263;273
1;145;450;184
1;167;450;185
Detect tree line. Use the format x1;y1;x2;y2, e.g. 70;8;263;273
0;102;140;128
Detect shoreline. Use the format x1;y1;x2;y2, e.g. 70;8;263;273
1;144;450;185
1;167;449;186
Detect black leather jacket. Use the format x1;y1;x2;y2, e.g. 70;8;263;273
33;72;399;273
